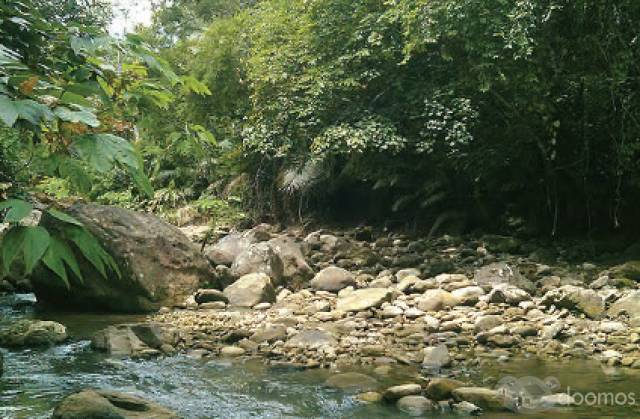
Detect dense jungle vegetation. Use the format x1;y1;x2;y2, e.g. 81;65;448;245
2;0;640;283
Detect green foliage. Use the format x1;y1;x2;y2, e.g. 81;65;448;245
0;198;120;287
145;0;639;233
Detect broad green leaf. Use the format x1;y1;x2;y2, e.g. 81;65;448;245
0;95;18;126
66;227;120;279
54;106;100;127
22;226;50;274
50;236;83;281
42;236;83;288
1;226;27;273
14;99;54;125
42;245;70;289
46;208;83;226
0;198;33;223
60;91;93;108
67;227;106;277
72;134;138;173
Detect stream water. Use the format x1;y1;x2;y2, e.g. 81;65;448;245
1;294;640;418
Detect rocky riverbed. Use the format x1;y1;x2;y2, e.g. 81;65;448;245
3;208;640;417
88;223;640;416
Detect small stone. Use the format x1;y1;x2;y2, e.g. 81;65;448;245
453;401;483;415
422;345;451;370
220;346;245;357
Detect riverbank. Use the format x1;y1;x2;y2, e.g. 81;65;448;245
3;220;640;417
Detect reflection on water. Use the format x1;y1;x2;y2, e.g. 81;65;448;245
1;294;640;418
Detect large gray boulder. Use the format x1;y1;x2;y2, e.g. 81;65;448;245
52;389;179;419
91;323;176;357
267;236;313;282
31;204;216;313
205;224;272;266
223;273;276;307
474;262;535;294
231;242;284;283
541;285;605;319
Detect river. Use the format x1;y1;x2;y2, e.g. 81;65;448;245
1;294;639;418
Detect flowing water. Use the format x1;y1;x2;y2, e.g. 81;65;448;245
1;295;639;418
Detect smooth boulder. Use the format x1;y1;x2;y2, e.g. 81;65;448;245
231;242;284;283
268;236;313;282
223;273;276;307
310;267;355;292
205;224;272;266
52;389;179;419
31;204;216;313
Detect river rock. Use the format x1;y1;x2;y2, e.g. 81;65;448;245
416;289;459;312
223;273;276;307
52;389;179;419
426;378;465;401
486;284;531;305
231;242;284;283
608;291;640;317
310;267;355;292
0;320;67;347
474;262;535;294
336;288;392;312
453;401;483;415
452;387;514;411
194;289;228;304
422;345;451;369
268;236;313;282
474;315;503;334
205;224;272;266
451;286;485;305
31;204;216;313
396;395;435;416
92;323;174;357
541;285;604;319
220;346;246;357
325;372;379;393
383;383;422;401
